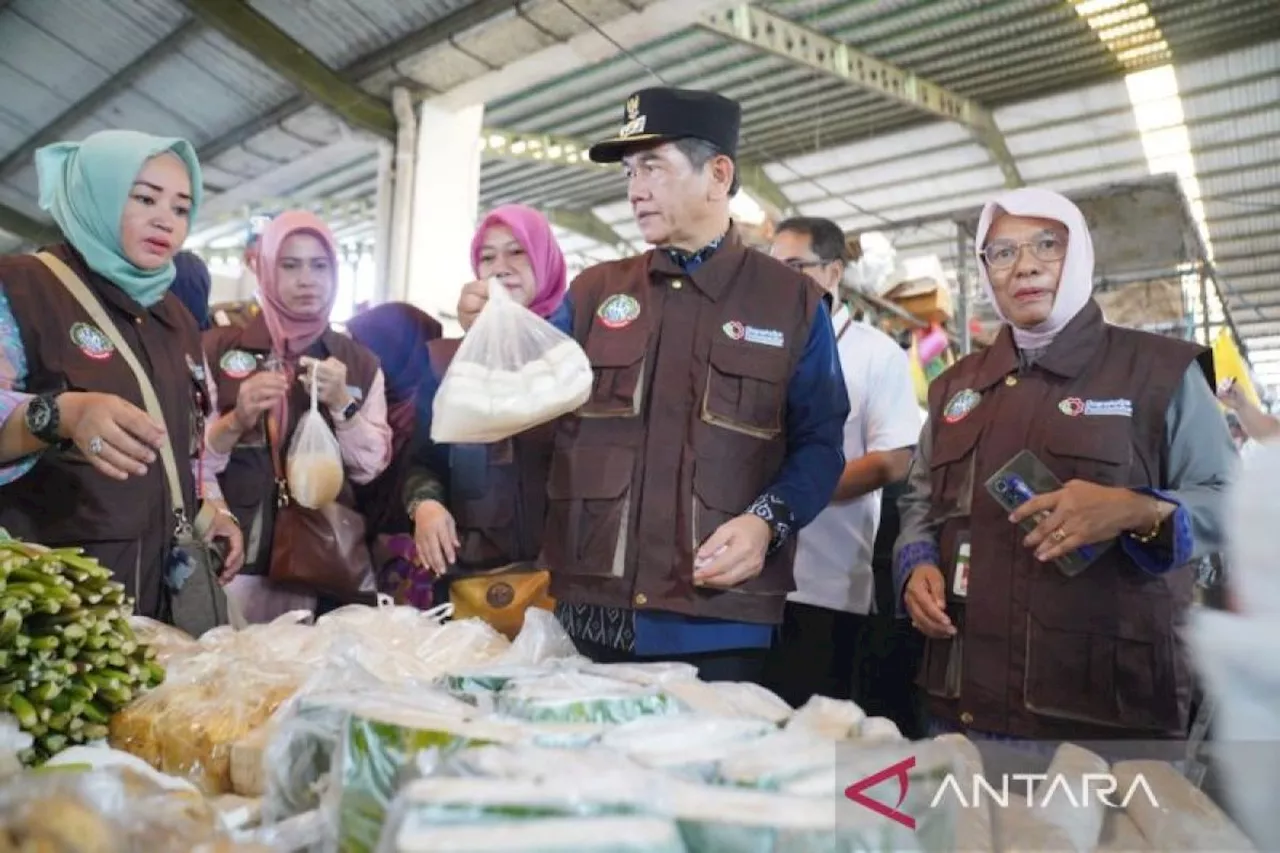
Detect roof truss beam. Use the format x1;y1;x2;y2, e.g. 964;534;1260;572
178;0;396;140
546;209;633;254
480;127;792;215
0;201;57;246
196;0;522;162
699;4;1023;188
0;19;203;180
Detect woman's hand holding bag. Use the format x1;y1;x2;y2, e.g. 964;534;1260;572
431;277;592;444
286;364;344;509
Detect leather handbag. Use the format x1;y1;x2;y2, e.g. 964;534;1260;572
445;561;555;640
38;252;243;636
265;409;375;602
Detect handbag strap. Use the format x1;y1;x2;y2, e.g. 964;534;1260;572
36;253;191;530
266;413;292;506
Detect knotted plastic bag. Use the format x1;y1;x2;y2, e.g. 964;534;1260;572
286;366;344;509
432;278;592;444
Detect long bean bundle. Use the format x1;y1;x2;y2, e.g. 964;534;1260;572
0;539;163;764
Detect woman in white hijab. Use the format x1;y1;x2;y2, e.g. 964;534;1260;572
893;187;1236;744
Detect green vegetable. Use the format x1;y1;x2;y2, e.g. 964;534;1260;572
0;539;165;765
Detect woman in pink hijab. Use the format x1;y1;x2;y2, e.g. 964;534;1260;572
893;186;1234;748
203;211;393;622
400;205;568;617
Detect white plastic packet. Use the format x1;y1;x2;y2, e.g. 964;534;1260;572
432;277;592;444
286;366;343;509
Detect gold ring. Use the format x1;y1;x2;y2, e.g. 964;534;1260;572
1051;528;1067;543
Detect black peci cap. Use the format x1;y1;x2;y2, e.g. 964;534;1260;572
588;87;741;164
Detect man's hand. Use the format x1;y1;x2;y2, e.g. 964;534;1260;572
904;564;955;638
692;514;771;588
456;280;490;331
202;499;245;583
59;391;165;481
233;371;289;432
299;356;351;411
413;499;459;575
1011;479;1156;562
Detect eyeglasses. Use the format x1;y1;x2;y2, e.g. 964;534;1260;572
781;258;833;272
981;232;1067;269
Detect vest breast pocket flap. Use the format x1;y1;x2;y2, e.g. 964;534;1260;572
701;343;790;440
930;416;985;514
544;444;635;578
1043;420;1134;486
581;327;647;419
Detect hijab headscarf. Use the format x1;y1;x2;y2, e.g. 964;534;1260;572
346;302;443;440
975;187;1094;350
35;129;203;308
470;204;566;319
254;210;339;358
171;250;212;330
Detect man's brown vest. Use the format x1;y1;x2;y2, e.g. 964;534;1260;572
921;300;1210;739
0;245;208;617
541;230;823;624
427;338;552;571
203;314;379;575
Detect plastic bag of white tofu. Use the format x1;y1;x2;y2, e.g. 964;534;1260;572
432;277;592;444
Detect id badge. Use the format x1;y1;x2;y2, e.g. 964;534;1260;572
952;537;971;599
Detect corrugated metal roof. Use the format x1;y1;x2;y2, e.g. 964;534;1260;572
247;0;475;71
0;0;1276;383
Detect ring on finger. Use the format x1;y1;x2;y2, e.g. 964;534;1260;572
1051;528;1067;543
87;436;104;455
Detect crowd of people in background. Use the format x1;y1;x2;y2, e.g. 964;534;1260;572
0;85;1272;815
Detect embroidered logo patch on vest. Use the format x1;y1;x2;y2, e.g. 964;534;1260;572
597;294;641;329
219;349;257;380
942;388;981;424
722;321;785;348
1060;397;1132;418
69;322;114;361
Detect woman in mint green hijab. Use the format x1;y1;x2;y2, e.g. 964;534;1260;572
36;129;203;306
0;129;244;624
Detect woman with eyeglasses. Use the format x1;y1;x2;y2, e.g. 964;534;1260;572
891;187;1235;747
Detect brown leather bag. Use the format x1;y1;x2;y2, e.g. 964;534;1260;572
266;413;375;601
446;562;554;640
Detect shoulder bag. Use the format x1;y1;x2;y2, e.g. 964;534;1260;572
36;252;239;637
265;412;375;602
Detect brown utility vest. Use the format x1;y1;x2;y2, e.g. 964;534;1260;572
0;245;209;618
427;338;553;571
921;300;1211;739
203;314;379;575
540;229;823;625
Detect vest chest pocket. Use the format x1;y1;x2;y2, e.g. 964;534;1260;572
1043;420;1134;486
701;344;790;440
929;416;985;515
543;445;635;578
580;330;646;419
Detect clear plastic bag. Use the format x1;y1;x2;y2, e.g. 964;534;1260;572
431;278;592;444
287;367;344;509
0;765;237;851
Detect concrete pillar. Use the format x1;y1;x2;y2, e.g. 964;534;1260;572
403;99;485;335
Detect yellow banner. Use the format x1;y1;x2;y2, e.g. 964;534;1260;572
1212;328;1261;408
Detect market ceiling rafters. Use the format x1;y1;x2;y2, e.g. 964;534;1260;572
698;4;1025;189
0;19;203;181
177;0;397;140
0;18;205;245
478;127;793;214
195;0;526;162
